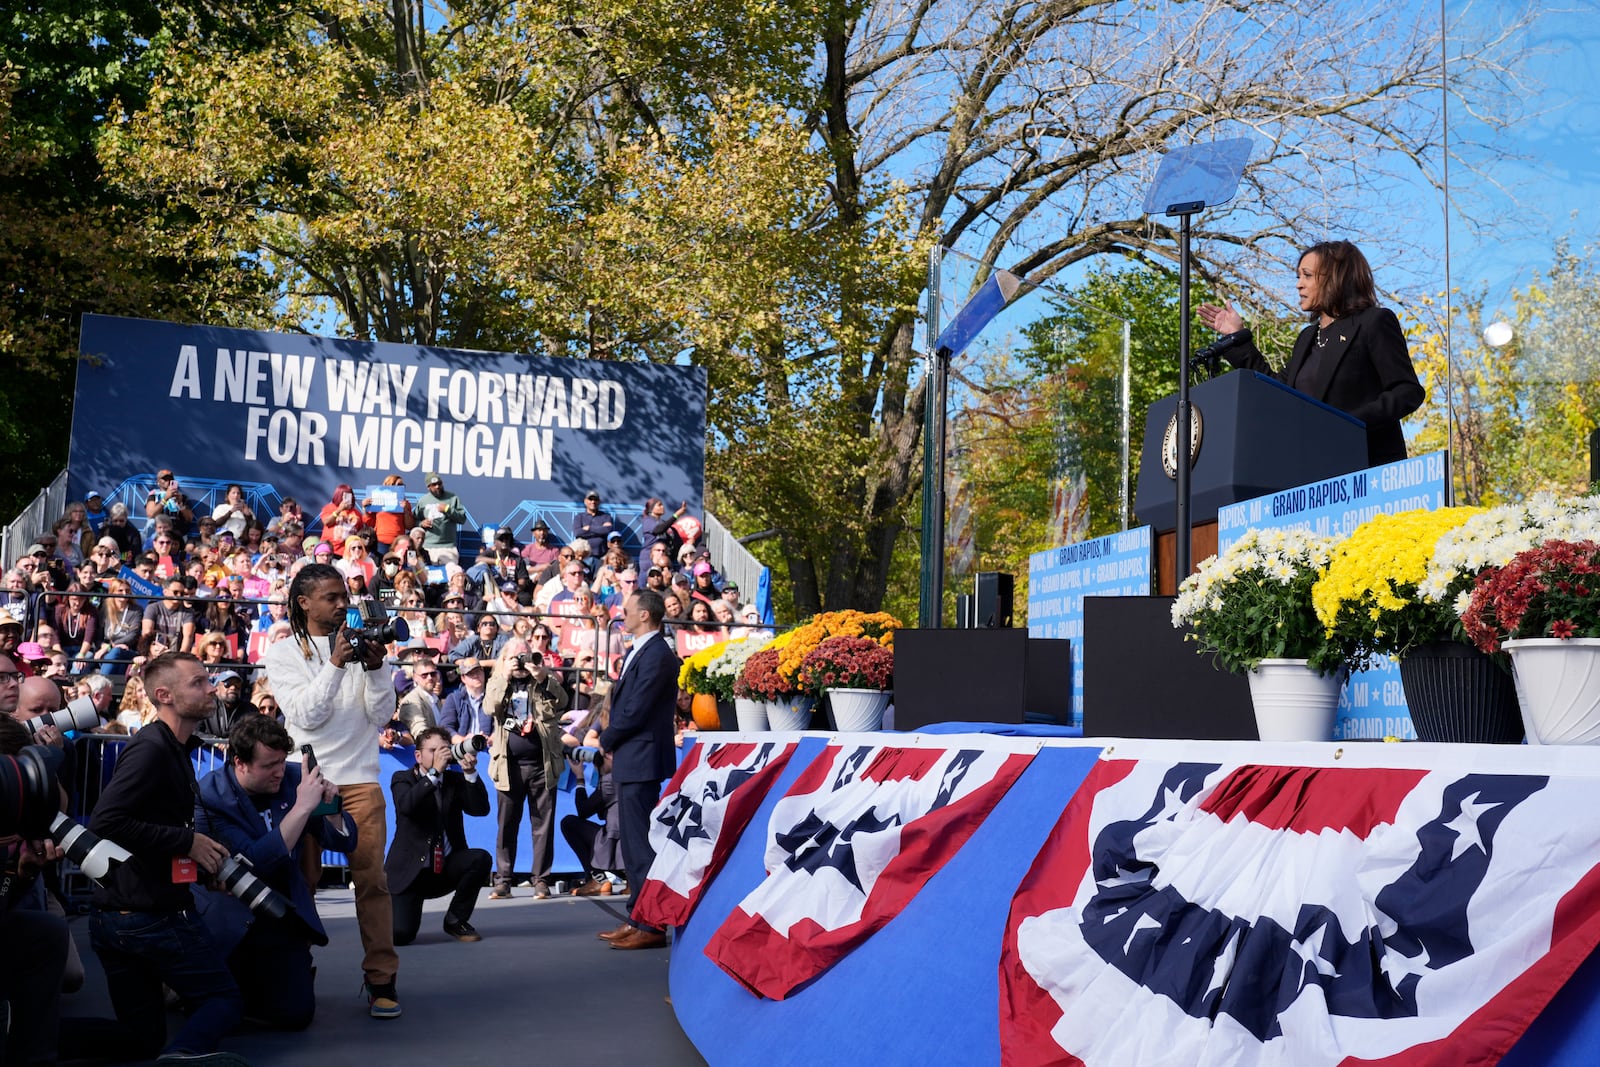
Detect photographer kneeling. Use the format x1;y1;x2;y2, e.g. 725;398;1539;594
386;727;491;944
194;714;357;1031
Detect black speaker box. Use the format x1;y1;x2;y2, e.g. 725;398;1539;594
974;572;1014;628
1082;595;1257;740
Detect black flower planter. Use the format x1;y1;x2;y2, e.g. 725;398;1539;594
1399;640;1524;743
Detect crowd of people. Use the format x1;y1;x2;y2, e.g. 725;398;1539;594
0;468;749;1062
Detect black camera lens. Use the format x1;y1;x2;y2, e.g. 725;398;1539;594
0;745;65;839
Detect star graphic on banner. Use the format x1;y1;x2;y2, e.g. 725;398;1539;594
1121;913;1162;955
704;762;761;804
1096;864;1154;889
1203;927;1243;1003
1378;937;1431;991
832;746;873;790
660;795;711;849
1292;920;1342;990
776;806;903;893
1156;784;1188;820
933;750;981;809
1444;790;1504;861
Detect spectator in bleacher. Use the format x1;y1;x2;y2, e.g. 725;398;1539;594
362;475;415;553
266;496;305;539
194;513;220;550
143;469;194;541
519;519;561;572
53;586;97;660
142;577;196;654
437;610;470;650
88;537;122;577
338;536;377;588
643;566;668;595
6;565;40;634
241;522;266;559
638;497;685;558
548;557;590;616
485;638;568;899
610;566;640;613
95;578;143;675
84;488;109;533
197;630;232;670
676;541;698;574
482;581;522;630
318;485;367;557
601;537;630;573
669;572;693;611
574;490;617;560
206;483;253;541
439;656;492;741
691;560;723;601
416;473;466;565
687;597;722;637
711;598;737;631
253;678;283;723
647;539;674;577
450;613;508;663
661;591;684;631
568;537;595;580
148;525;182;579
55;509;88;568
102;502;142;558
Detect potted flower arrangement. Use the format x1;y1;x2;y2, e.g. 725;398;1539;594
776;610;901;693
709;637;768;731
1171;526;1345;740
797;635;895;732
678;638;733;729
1410;494;1600;742
1459;538;1600;744
735;647;812;730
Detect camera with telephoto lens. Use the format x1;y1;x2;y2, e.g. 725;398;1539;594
450;734;488;763
214;853;291;919
343;601;410;659
0;744;64;838
49;811;132;885
23;695;101;739
563;745;602;765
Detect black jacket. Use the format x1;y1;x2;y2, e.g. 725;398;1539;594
1225;305;1424;466
90;718;202;912
384;766;490;894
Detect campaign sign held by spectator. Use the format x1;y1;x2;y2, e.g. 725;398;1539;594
70;314;707;539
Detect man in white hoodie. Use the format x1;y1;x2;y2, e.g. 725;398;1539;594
262;562;402;1019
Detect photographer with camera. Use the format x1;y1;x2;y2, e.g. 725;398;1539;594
262;562;402;1019
87;650;245;1064
144;469;194;543
386;727;491;944
194;714;357;1031
485;640;567;899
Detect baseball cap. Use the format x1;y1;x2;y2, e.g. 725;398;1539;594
531;519;550;532
585;490;601;500
313;542;334;555
606;531;622;541
212;670;242;685
499;580;518;593
86;489;102;500
722;581;739;593
425;472;442;486
17;642;47;662
693;561;712;576
456;656;485;674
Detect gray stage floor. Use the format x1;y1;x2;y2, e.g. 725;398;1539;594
61;887;707;1065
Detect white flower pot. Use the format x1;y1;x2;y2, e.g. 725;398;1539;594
1503;638;1600;744
1245;659;1344;741
827;687;892;732
733;696;769;732
766;694;816;731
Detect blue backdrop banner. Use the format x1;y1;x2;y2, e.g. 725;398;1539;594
71;315;707;547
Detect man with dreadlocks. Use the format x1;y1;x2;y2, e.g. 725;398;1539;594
262;562;403;1019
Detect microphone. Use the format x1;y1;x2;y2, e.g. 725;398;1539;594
1189;331;1244;373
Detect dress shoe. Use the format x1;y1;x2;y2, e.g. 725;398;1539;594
598;922;635;942
533;882;551;899
443;918;482;942
610;927;668;950
574;878;613;897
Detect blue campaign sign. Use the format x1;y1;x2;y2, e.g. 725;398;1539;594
70;315;707;549
1027;526;1153;727
1216;450;1450;740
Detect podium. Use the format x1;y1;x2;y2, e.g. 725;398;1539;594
1134;370;1366;531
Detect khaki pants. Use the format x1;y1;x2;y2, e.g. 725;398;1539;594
340;782;398;987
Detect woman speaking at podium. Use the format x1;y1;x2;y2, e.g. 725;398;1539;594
1197;240;1424;466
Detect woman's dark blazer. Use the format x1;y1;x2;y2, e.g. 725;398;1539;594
1225;305;1424;466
